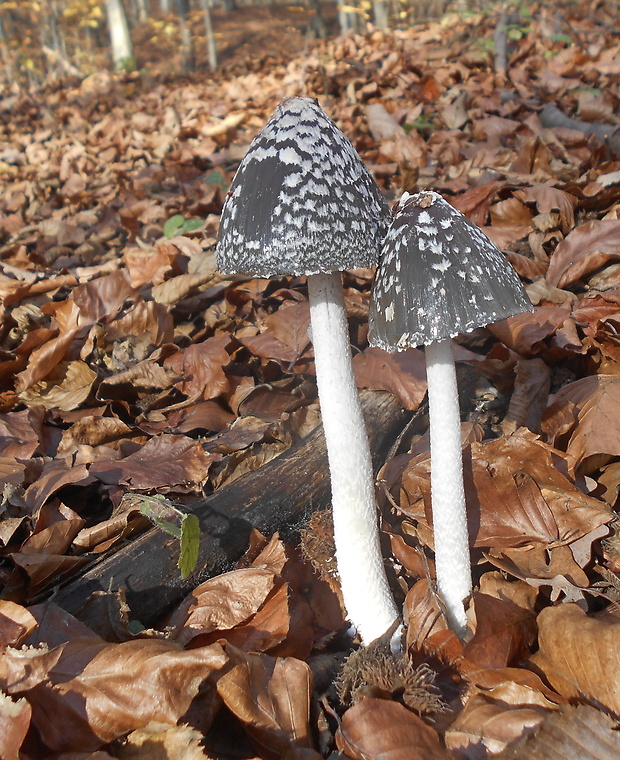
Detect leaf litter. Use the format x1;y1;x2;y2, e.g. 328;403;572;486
3;0;620;757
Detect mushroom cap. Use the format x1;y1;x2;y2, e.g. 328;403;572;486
369;190;533;351
216;97;390;277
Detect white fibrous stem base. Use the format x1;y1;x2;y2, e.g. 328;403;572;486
425;338;472;638
307;272;399;645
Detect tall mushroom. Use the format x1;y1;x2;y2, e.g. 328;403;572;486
216;97;399;644
369;190;533;636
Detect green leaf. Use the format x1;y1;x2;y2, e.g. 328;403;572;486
205;169;227;187
128;619;146;635
181;217;204;233
403;115;436;134
178;514;200;579
163;214;185;239
134;494;200;579
508;27;524;40
548;33;573;43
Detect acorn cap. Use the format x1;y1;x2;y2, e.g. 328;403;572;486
369;190;533;351
216;97;390;277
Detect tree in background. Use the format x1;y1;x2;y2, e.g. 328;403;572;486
174;0;195;72
104;0;134;68
198;0;218;70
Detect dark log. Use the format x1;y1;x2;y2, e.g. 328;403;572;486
540;103;620;157
54;390;410;624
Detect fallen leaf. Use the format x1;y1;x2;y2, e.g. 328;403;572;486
0;691;31;760
353;346;427;410
336;698;447;760
546;220;620;288
89;434;218;491
495;704;620;759
216;643;314;760
3;639;227;751
530;604;620;716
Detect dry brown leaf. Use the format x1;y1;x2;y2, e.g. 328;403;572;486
15;299;82;392
464;592;536;670
116;722;210;760
353;346;427;410
0;407;44;458
123;244;177;288
20;510;84;555
0;691;30;760
404;579;448;651
10;552;90;595
151;271;216;305
495;703;620;760
531;604;620;716
169;401;235;434
59;415;133;450
264;301;311;358
106;300;174;349
236;385;304;422
216;643;314;760
98;358;178;395
164;335;230;400
399;431;611;551
0;601;38;647
168;568;279;646
19;360;97;411
488;306;571;357
502;358;551;434
23;460;95;512
240;331;299;365
72;269;137;323
546;220;620;288
3;639;227;751
514;186;577;234
336;698;447;760
447;693;548;756
0;457;25;488
89;434;218;491
450;182;504;226
541;374;620;472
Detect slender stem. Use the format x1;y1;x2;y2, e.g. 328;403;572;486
307;271;398;644
425;338;472;637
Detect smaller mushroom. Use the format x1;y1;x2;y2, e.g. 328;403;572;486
369;190;533;636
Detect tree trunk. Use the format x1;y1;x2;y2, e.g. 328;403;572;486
373;0;389;28
306;0;327;38
105;0;135;69
160;0;172;12
199;0;218;70
0;14;15;85
222;0;237;13
135;0;148;21
175;0;195;73
338;2;359;33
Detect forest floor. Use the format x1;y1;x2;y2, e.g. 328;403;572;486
2;0;620;758
135;3;341;78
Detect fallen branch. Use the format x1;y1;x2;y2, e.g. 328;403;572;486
540;103;620;157
54;390;411;624
494;9;509;81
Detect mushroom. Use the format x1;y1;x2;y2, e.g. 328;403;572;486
368;190;533;636
216;97;399;644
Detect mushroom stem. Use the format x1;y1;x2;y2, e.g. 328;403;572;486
307;271;399;644
425;338;472;637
